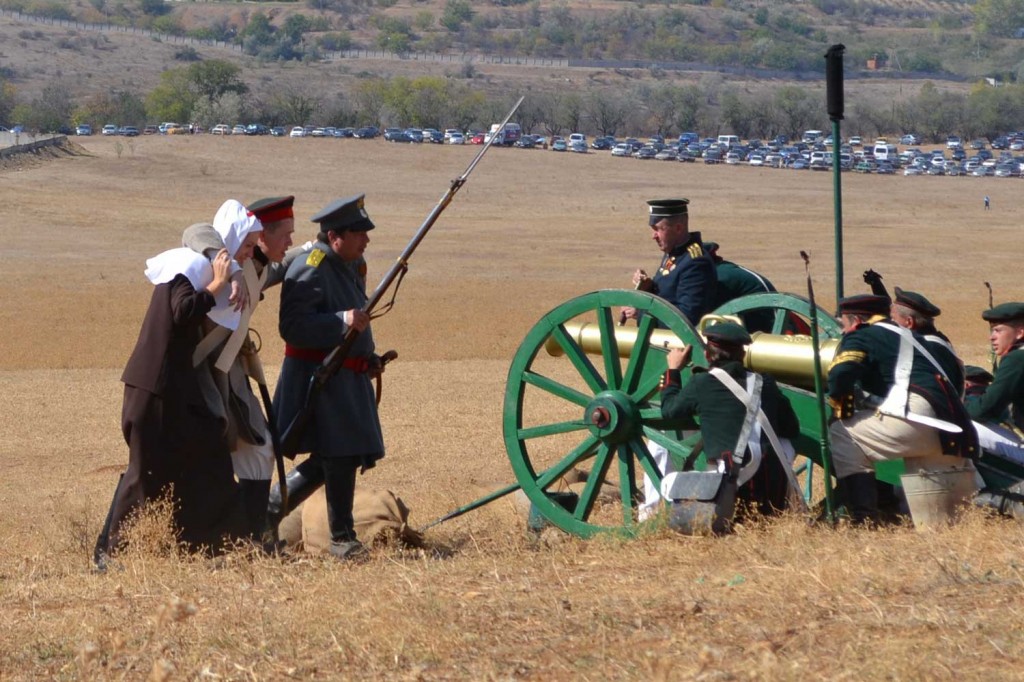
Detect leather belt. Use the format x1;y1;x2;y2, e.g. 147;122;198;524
284;345;371;373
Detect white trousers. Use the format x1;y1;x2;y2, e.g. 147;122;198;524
973;420;1024;471
829;394;954;479
230;424;275;480
640;441;676;519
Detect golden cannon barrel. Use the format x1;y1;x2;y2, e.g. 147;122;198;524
544;322;838;390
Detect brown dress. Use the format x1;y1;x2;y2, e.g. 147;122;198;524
105;274;244;554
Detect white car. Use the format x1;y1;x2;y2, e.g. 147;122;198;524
211;124;231;135
903;167;922;176
447;132;465;145
848;136;862;146
611;143;632;157
289;126;306;138
101;124;118;136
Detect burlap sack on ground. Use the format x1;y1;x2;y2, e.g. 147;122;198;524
278;488;425;552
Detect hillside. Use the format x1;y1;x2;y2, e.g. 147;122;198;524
5;0;1021;140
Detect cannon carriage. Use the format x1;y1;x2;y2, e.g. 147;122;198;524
500;288;1024;537
502;289;850;537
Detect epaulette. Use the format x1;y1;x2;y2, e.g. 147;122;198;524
687;243;703;259
306;250;325;268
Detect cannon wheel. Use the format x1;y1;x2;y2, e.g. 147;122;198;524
503;290;704;538
712;292;843;338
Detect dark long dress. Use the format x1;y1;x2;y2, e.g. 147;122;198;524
105;274;244;554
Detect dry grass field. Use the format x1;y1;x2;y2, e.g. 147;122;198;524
2;135;1024;680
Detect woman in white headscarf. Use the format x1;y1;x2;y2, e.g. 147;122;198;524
96;201;262;562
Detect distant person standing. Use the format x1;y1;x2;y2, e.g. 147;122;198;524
985;195;990;210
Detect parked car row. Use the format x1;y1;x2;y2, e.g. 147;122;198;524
70;121;1024;181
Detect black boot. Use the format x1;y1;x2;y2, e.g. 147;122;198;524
238;479;272;541
875;480;906;525
842;472;879;526
265;459;327;537
323;459;367;561
973;487;1024;519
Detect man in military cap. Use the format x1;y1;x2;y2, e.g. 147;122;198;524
272;194;385;560
963;365;995;412
622;199;717;326
828;294;977;523
889;287;964;396
180;196;302;544
622;199;717;518
967;304;1024;516
703;241;777;333
660;321;800;518
967;303;1024;429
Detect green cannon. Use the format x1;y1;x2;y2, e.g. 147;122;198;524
501;289;846;538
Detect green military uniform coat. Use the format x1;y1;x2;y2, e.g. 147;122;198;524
967;343;1024;430
713;260;776;333
660;360;800;512
828;318;976;458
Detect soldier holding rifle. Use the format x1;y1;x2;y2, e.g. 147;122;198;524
272;195;385;561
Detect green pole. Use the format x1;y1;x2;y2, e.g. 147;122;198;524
825;44;846;302
831;117;844;302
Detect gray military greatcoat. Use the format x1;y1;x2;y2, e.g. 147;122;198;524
272;241;384;465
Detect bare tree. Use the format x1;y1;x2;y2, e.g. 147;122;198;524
584;91;627;136
272;87;322;126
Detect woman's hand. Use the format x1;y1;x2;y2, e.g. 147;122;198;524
206;249;232;297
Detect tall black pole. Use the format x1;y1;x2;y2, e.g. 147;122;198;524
826;44;846;303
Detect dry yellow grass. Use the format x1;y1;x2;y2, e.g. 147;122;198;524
2;136;1023;680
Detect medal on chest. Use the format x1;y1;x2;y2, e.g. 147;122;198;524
660;256;676;276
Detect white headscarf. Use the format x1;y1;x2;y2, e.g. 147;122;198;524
206;200;263;330
144;248;212;290
213;199;263;258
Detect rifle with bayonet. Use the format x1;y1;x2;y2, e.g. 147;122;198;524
278;96;525;458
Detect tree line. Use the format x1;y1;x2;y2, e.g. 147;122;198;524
6;58;1024;143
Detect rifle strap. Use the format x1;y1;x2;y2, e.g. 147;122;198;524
369;263;408;320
